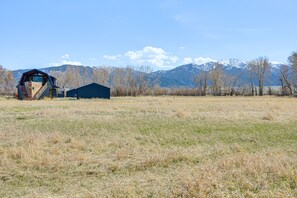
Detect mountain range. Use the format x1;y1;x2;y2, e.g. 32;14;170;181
12;58;285;88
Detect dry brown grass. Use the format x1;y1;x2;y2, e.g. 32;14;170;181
0;96;297;197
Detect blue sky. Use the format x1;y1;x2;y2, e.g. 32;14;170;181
0;0;297;70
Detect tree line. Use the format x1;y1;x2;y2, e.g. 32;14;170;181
48;65;153;96
199;53;297;96
0;52;297;97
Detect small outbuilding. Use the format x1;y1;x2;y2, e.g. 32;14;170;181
66;83;110;99
17;69;58;100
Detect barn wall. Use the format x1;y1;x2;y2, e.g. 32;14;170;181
31;82;43;98
37;87;57;99
39;86;50;99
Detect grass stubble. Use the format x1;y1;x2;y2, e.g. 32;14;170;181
0;96;296;197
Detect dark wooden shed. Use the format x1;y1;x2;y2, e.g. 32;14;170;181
66;83;110;99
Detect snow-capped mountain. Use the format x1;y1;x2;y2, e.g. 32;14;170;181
181;58;247;71
219;58;247;69
151;59;286;87
13;58;286;88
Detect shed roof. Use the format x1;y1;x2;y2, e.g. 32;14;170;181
68;83;110;91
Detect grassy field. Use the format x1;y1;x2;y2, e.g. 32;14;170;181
0;96;296;197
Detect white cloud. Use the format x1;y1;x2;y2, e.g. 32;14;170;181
50;54;83;66
103;47;221;69
105;46;178;69
183;57;193;64
183;57;217;65
61;54;70;59
169;56;179;63
124;51;142;60
50;60;83;66
194;57;217;65
143;46;166;55
103;54;121;60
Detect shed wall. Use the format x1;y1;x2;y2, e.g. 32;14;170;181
66;83;110;99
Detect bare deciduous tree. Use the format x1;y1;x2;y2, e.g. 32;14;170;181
93;67;110;86
288;52;297;94
247;63;255;96
195;71;209;96
248;57;270;96
137;66;151;95
222;73;242;96
125;66;137;96
279;64;292;95
209;63;223;96
112;68;126;96
65;66;83;89
0;65;16;95
49;71;66;88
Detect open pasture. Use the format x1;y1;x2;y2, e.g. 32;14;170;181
0;96;296;197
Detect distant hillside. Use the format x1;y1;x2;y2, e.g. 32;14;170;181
13;65;94;80
13;59;284;88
